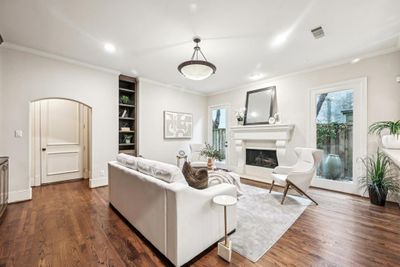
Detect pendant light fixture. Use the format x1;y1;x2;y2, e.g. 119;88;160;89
178;37;216;80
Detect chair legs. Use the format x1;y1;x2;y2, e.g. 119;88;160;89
281;183;290;204
269;180;275;193
288;181;318;205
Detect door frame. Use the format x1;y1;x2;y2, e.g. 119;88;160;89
29;98;92;187
308;77;367;195
208;104;231;169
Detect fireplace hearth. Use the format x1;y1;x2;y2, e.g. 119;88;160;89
246;149;278;169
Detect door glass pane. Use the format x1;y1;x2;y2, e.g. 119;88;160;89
211;108;226;162
316;89;353;181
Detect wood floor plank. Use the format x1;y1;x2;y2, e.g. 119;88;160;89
0;179;399;267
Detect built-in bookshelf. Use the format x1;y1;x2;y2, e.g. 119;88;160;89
119;75;138;156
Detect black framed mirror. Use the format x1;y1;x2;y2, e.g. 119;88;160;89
244;86;277;125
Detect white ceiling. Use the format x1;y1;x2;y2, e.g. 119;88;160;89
1;0;400;94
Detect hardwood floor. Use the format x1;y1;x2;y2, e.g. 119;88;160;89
0;180;399;267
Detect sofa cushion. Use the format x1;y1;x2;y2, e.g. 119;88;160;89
116;153;138;170
182;161;208;189
137;158;185;183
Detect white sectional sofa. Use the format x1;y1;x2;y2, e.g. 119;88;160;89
108;155;237;266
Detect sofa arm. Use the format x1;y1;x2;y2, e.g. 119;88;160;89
200;183;237;198
166;183;237;266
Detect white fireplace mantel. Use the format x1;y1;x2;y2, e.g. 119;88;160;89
229;124;295;183
230;124;294;141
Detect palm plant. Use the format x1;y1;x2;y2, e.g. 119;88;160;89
359;151;400;206
369;120;400;137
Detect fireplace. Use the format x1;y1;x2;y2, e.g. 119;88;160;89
246;149;278;169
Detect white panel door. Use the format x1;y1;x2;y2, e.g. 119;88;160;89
41;99;83;183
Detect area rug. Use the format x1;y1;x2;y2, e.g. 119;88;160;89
230;184;311;262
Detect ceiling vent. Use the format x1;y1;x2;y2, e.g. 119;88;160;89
311;26;325;39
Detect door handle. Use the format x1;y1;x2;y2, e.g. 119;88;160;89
42;148;46;151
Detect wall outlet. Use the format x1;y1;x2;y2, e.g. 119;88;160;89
100;170;105;177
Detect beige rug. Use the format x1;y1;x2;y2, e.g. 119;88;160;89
230;184;311;262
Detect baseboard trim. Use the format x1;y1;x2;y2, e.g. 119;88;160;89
8;188;32;203
89;177;108;188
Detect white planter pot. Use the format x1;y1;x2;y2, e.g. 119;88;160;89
381;134;400;149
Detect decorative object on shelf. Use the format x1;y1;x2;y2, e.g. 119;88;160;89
123;134;133;144
164;111;193;139
235;108;245;126
359;151;400;206
323;154;343;180
120;109;128;118
178;37;216;81
268;116;276;124
369;120;400;149
273;112;281;124
244;86;277;125
199;143;224;170
120;127;131;132
213;195;237;262
120;95;130;105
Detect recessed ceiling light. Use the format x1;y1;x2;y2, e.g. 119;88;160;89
189;3;197;11
351;58;360;64
104;43;116;53
131;69;138;76
249;73;265;81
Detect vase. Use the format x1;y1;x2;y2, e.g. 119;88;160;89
125;140;131;144
381;134;400;149
207;158;214;170
323;154;342;180
368;187;387;206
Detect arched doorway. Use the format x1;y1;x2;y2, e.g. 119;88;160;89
29;98;92;186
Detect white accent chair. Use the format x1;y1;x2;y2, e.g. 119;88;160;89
270;147;323;205
189;143;208;168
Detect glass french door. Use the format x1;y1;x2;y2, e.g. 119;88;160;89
310;78;367;194
209;105;230;169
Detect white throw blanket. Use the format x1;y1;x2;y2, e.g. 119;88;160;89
208;170;243;196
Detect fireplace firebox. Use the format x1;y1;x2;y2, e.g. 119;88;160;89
246;149;278;169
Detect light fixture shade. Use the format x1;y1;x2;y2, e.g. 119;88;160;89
178;60;216;81
178;37;217;80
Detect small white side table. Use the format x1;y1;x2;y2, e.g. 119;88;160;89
213;195;237;262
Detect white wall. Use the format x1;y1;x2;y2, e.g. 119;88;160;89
208;51;400;165
0;47;119;202
138;79;207;165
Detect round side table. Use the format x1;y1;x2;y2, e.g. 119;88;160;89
213;195;237;262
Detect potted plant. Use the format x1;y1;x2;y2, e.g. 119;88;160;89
369;120;400;149
235;109;245;126
359;151;400;206
120;95;130;105
123;134;133;144
199;143;224;170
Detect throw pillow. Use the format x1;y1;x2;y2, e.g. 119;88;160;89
182;161;208;189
